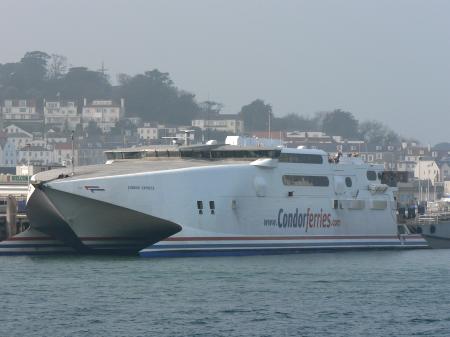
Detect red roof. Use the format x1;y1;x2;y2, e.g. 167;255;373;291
54;143;73;150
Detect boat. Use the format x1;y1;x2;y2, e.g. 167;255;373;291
410;200;450;248
8;143;426;256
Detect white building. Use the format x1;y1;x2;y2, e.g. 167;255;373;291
137;123;159;141
3;124;33;138
397;160;417;173
46;130;69;143
53;142;78;166
192;114;244;134
44;100;80;131
17;144;54;166
0;132;33;167
414;160;440;183
82;98;125;133
2;99;40;120
225;136;283;148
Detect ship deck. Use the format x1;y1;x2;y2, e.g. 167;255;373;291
32;158;251;183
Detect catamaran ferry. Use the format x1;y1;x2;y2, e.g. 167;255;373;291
0;144;426;255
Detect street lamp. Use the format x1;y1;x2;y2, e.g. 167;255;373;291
71;130;75;175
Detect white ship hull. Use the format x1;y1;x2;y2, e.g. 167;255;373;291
21;147;427;255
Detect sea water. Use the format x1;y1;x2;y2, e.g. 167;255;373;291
1;249;450;337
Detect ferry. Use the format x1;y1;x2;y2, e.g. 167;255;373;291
2;144;427;255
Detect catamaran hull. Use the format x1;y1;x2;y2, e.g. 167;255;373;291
23;184;182;254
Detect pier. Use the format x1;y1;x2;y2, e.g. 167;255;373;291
0;176;30;241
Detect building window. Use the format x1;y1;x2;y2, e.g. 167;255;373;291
282;175;329;187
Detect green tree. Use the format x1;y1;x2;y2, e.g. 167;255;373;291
359;120;400;145
85;121;103;138
272;113;318;131
60;67;111;102
321;109;359;139
239;99;273;132
117;69;200;124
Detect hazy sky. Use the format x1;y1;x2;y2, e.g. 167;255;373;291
1;0;449;144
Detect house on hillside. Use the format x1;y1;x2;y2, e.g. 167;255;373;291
82;98;125;133
44;100;80;131
192;114;244;134
2;99;41;121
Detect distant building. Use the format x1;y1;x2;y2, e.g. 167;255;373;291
2;99;40;120
77;141;106;166
53;142;77;166
137;123;159;141
44;100;80;131
45;130;69;143
3;124;33;138
17;144;54;166
82;98;125;133
439;157;450;181
414;159;440;182
0;131;33;167
192;114;244;134
226;136;283;148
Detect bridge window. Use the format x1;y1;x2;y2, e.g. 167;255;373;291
367;171;377;181
279;153;323;164
282;175;329;187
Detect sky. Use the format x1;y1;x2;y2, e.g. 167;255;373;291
1;0;449;144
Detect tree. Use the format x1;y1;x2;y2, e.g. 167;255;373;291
110;119;136;136
321;109;359;139
47;54;68;80
20;51;50;89
359;120;400;145
199;100;223;116
60;66;111;102
117;69;200;124
85;121;103;138
272;113;318;131
239;99;273;132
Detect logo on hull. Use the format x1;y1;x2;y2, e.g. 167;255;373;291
264;208;341;231
84;185;105;193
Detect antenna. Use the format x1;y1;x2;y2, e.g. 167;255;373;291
99;61;108;77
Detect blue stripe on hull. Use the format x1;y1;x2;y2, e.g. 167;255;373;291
140;241;428;257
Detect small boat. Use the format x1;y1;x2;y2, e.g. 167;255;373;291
414;212;450;248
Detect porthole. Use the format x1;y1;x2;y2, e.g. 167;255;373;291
345;177;352;188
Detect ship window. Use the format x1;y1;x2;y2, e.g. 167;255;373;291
282;175;329;187
279;153;323;164
197;201;203;214
345;177;352;187
367;171;377;181
209;201;215;214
